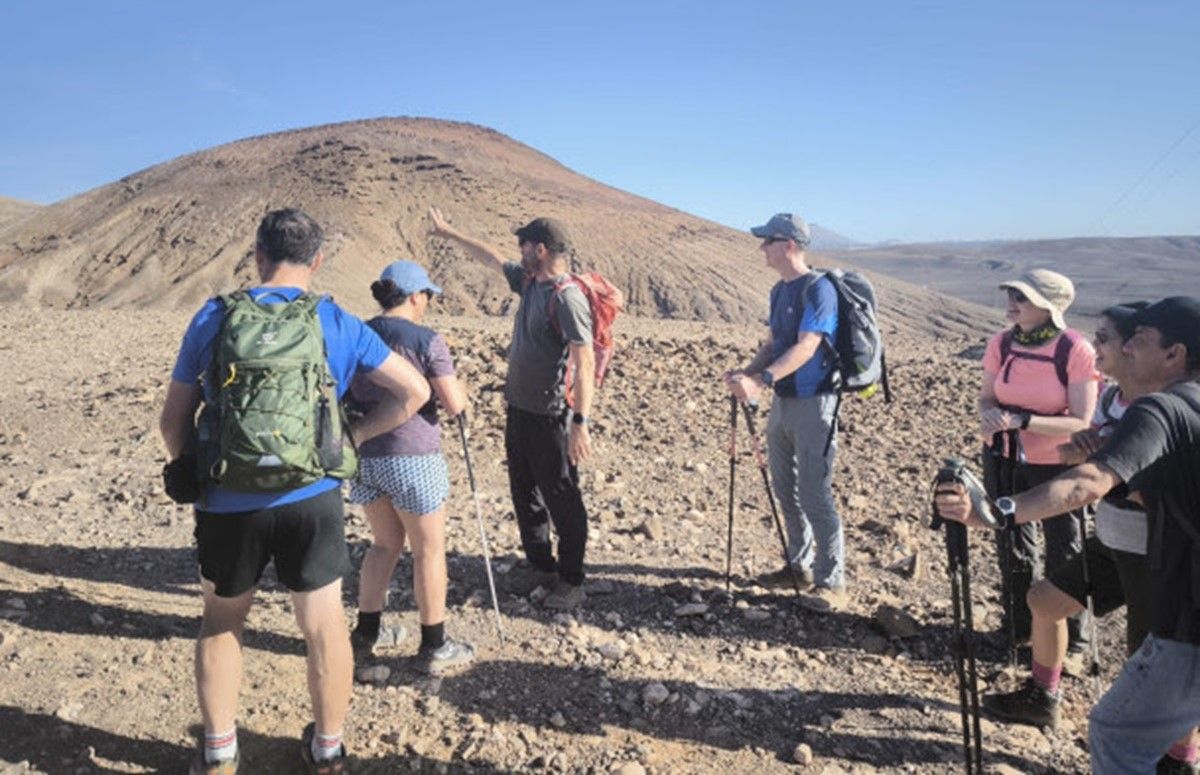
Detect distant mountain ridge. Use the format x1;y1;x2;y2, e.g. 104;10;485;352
830;235;1200;320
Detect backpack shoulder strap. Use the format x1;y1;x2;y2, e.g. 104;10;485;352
999;329;1014;366
1052;330;1079;387
545;274;580;338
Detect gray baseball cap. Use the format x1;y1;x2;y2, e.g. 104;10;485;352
750;213;811;247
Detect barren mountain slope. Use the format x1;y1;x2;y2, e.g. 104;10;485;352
0;197;39;231
0;117;996;337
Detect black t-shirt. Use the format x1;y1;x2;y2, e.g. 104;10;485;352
1092;381;1200;645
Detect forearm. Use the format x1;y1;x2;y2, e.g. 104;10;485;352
1024;414;1092;436
353;392;423;444
1012;462;1113;524
159;380;201;459
742;340;774;374
571;347;595;417
765;337;821;380
438;227;506;273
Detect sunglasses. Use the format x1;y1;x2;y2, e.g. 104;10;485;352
1006;288;1029;304
762;236;790;245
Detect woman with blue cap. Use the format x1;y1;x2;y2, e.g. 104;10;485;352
346;259;474;674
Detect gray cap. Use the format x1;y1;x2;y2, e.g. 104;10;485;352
750;213;811;247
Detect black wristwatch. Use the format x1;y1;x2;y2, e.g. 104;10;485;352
571;412;588;425
760;369;775;388
995;496;1017;528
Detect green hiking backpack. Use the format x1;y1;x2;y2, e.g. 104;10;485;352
196;290;357;492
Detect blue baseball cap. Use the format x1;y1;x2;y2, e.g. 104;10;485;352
379;260;442;295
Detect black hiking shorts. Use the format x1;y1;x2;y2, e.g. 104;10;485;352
194;487;351;597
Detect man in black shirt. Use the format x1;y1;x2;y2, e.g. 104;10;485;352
936;296;1200;773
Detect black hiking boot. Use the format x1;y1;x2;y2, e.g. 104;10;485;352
981;678;1060;728
1158;755;1200;774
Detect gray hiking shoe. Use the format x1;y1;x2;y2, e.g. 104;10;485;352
351;622;408;658
982;678;1061;728
420;637;476;675
543;581;587;610
756;564;814;591
800;585;848;613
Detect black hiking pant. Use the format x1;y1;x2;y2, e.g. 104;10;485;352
984;450;1090;651
505;406;588;586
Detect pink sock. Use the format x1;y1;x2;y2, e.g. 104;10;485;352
1168;742;1198;764
1031;660;1062;694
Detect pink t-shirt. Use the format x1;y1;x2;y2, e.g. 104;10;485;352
982;329;1099;464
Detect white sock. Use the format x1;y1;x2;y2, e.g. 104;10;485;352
204;726;237;763
311;728;343;761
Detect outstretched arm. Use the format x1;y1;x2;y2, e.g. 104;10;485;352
428;206;508;275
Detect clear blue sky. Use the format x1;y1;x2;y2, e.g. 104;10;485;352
2;1;1198;243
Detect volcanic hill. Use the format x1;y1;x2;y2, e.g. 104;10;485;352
0;117;996;337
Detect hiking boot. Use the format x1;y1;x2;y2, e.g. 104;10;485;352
543;580;587;610
504;565;559;596
300;722;349;774
981;678;1060;728
1158;755;1200;774
756;564;814;591
189;750;239;775
800;585;848;614
419;637;476;675
350;622;408;659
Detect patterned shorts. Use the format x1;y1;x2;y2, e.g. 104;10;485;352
348;454;450;516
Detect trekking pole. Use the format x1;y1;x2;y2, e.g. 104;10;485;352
739;401;805;598
456;412;505;644
1076;509;1102;697
725;395;739;594
994;430;1020;668
932;459;998;774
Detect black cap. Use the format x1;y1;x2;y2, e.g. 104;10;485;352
1133;296;1200;357
513;217;571;253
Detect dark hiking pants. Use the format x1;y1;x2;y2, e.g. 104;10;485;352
505;406;589;586
984;450;1090;651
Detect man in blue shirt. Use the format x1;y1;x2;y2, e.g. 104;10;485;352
159;209;429;773
725;212;845;613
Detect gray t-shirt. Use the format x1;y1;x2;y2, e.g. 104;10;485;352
502;262;592;415
1092;383;1148;554
1091;381;1200;645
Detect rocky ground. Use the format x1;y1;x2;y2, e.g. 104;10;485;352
0;307;1122;773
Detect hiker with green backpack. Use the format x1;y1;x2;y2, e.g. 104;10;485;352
159;209;430;774
428;206;621;611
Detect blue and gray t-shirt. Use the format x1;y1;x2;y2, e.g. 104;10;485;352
767;273;838;397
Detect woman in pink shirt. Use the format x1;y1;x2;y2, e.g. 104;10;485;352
978;268;1098;654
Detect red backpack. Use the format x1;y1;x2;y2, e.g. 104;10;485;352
545;272;623;400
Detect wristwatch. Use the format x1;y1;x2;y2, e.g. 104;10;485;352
995;496;1017;528
571;412;588;425
1018;412;1032;430
760;369;775;388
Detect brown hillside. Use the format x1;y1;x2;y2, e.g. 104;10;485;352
0;196;39;231
0;117;996;337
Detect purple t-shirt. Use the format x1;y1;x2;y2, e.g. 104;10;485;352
351;316;455;457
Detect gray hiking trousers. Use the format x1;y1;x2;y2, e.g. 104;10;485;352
766;393;843;588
